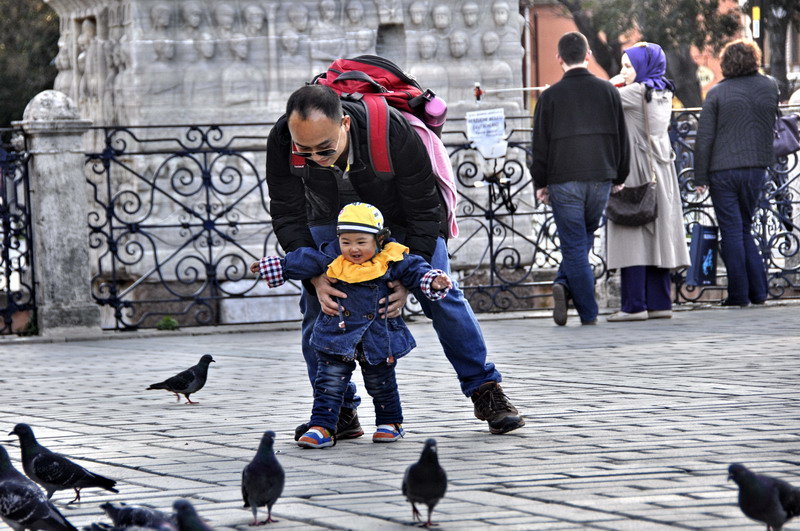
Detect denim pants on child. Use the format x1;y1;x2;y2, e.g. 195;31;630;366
708;168;769;305
548;180;612;323
299;224;501;408
309;350;403;432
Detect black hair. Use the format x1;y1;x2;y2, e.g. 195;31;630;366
285;85;343;121
558;32;589;66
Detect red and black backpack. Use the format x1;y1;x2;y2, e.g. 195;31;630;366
290;55;444;180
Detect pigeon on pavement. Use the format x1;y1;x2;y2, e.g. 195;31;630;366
101;501;176;530
173;499;213;531
242;431;284;525
0;443;77;531
147;354;216;404
402;438;447;527
728;463;800;530
9;423;119;504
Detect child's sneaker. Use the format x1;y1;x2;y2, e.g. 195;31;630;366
297;426;335;449
372;424;405;443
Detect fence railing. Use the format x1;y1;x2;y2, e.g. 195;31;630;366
0;128;36;335
84;110;800;330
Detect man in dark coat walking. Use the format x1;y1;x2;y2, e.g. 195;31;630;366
265;84;524;435
530;32;630;326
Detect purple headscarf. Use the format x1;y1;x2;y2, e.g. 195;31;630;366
625;42;674;91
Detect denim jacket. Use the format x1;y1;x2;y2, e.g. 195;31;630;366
258;240;448;365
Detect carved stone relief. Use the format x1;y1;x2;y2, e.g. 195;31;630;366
44;0;525;126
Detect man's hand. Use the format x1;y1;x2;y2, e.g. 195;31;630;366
249;261;260;274
536;186;550;205
378;280;409;319
311;274;347;316
612;184;625;194
694;185;707;195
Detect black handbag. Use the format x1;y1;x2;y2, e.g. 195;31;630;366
773;109;800;158
606;90;658;227
606;181;658;226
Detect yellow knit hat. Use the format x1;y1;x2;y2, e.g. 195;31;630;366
337;202;384;235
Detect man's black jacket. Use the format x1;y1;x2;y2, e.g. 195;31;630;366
530;68;630;188
266;101;445;262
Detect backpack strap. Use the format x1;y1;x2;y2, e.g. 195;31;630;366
362;95;393;179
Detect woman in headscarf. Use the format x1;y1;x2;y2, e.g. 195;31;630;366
606;42;690;321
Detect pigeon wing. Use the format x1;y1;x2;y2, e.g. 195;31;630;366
160;367;197;393
241;468;251;508
0;480;75;530
776;478;800;521
30;451;86;489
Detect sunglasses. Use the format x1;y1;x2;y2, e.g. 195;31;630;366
291;120;344;159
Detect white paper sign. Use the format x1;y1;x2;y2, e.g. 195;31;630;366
465;108;506;141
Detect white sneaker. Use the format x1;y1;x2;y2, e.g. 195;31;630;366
606;310;648;322
647;309;673;319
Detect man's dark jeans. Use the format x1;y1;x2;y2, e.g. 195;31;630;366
309;351;403;433
548;180;612;323
708;168;769;305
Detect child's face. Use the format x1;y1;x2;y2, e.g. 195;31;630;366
339;232;377;265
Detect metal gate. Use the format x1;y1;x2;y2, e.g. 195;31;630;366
0;129;36;335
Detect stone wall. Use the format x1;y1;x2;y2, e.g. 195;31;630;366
44;0;526;126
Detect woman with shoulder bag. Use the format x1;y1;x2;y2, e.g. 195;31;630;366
693;39;777;307
606;42;690;321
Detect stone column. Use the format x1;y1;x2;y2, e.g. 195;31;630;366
16;90;100;335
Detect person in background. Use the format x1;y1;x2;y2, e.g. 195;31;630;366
605;42;690;321
530;32;629;326
693;39;777;307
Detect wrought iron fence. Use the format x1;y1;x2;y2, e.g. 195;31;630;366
0;128;36;335
86;110;800;330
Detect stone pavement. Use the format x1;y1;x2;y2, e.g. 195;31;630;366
1;304;799;530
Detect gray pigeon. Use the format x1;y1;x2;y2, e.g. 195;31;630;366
729;463;800;531
172;499;213;531
402;438;447;527
0;443;77;531
242;431;284;525
147;354;216;404
100;502;176;530
9;423;119;504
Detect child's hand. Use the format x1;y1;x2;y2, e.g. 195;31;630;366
431;274;452;291
249;261;260;274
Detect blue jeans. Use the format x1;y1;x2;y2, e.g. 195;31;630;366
300;224;501;405
309;351;402;432
620;266;672;313
548;180;612;323
708;168;768;305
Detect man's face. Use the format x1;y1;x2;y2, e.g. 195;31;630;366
450;33;467;58
288;111;350;168
245;6;264;28
338;232;377;265
492;2;509;26
432;6;450;29
419;37;436;59
462;3;479;27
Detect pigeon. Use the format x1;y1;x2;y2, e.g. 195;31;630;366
172;499;213;531
100;502;176;530
242;431;284;525
9;423;119;504
402;438;447;527
728;463;800;531
147;354;216;404
0;443;77;531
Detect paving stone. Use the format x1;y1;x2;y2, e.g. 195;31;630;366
1;305;799;528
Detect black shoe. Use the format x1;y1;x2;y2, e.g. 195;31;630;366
293;407;365;441
471;382;525;434
336;407;365;440
721;298;749;308
552;283;569;326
